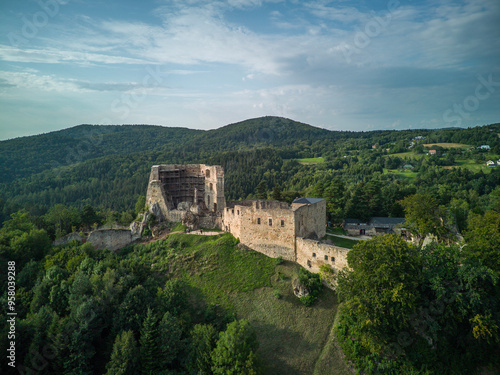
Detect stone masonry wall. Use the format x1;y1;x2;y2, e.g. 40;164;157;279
146;164;224;224
296;237;350;274
146;179;170;221
293;200;326;239
87;229;136;252
223;200;296;261
201;164;225;213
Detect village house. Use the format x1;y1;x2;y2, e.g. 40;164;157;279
343;217;407;238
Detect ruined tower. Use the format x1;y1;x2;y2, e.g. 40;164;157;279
146;164;225;228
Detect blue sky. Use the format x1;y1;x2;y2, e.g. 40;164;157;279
1;0;499;140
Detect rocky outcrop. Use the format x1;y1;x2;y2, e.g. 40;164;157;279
292;278;310;298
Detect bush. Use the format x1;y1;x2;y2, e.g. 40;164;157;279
298;268;322;306
274;256;284;265
273;290;282;299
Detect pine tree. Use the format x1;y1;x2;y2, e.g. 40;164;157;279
272;185;282;201
188;324;218;374
140;308;159;375
158;311;182;368
256;181;267;200
106;330;139;375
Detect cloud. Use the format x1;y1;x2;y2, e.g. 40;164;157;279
0;45;152;65
0;71;83;92
0;70;165;93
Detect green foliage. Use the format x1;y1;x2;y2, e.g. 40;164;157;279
338;235;421;341
10;228;51;266
135;195;146;214
140;308;159;374
211;319;260;375
400;193;446;240
188;324;218;375
271;185;282;201
113;285;152;334
274;256;284;265
106;330;139;375
158;312;183;368
298;268;323;306
256;180;267;200
463;210;500;272
336;236;500;374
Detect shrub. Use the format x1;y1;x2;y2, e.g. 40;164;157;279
297;268;322;306
274;256;284;265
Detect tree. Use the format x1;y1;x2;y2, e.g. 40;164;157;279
1;209;34;233
106;330;139;375
140;308;159;374
271;185;282;201
80;205;100;231
158;311;183;368
337;235;422;342
324;179;345;223
344;183;370;222
157;279;188;316
256;181;267;200
44;204;80;237
188;324;218;375
211;319;260;375
463;211;500;272
113;285;151;333
135;196;146;214
9;228;51;266
399;193;446;242
311;182;324;198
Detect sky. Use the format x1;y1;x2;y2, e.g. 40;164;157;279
1;0;499;140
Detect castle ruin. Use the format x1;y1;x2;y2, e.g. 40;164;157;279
146;164;225;228
146;164;349;274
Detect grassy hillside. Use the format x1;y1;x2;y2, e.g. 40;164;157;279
126;233;353;375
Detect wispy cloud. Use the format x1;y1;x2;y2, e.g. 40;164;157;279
0;45;152;65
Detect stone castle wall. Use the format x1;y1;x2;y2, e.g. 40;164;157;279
223;200;296;261
146;164;225;226
87;229;138;252
147;164;351;279
295;237;350;274
293;200;327;239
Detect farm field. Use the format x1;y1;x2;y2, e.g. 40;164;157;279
296;157;325;164
383;168;418;179
423;142;469;148
383;151;425;160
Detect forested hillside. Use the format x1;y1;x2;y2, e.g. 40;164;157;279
1;117;499;230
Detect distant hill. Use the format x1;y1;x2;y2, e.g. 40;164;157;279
1;117;499;223
0;125;200;184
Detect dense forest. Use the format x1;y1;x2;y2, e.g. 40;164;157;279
1;117;499;230
1;117;500;374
